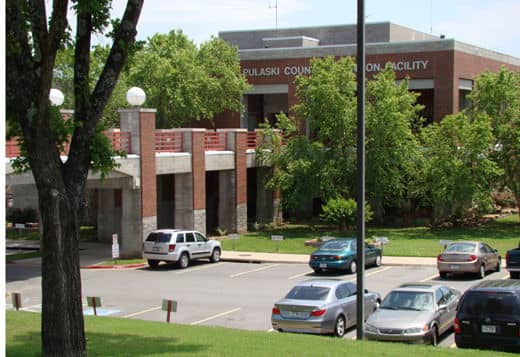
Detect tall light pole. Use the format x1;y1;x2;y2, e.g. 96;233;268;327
356;0;366;341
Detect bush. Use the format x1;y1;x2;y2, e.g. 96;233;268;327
6;208;38;224
320;198;373;232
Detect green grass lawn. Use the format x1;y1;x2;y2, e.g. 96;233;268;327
6;311;516;357
220;215;520;258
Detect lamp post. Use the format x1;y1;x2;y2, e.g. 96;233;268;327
126;86;146;106
356;0;366;341
49;88;64;106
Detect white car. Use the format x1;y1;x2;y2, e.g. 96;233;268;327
143;229;221;269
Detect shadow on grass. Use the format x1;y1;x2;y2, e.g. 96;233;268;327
6;330;208;356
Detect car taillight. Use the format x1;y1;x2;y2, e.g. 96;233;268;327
437;254;444;262
168;244;176;252
272;307;280;315
467;255;477;261
310;309;326;317
311;255;317;260
335;256;342;260
454;316;461;334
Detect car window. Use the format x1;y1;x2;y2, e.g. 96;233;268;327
321;240;352;250
479;244;489;253
195;232;207;242
460;292;520;314
439;287;453;305
381;291;433;311
186;233;195;243
176;233;185;243
335;285;349;299
286;286;330;301
483;243;494;253
145;232;171;243
446;243;475;253
435;288;444;305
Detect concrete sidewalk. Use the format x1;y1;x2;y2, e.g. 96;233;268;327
6;240;437;267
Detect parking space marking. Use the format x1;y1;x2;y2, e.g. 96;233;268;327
501;274;510;280
450;343;456;348
230;264;280;278
190;308;241;325
419;273;439;282
288;271;314;280
176;263;223;275
267;328;274;332
366;266;392;277
123;306;161;318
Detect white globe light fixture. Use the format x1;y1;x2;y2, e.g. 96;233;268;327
49;88;65;106
126;87;146;106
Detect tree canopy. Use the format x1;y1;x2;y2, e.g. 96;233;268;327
129;30;249;128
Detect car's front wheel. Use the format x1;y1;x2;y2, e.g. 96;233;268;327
334;315;346;337
178;253;190;269
375;255;382;267
349;260;357;274
148;259;159;268
210;248;221;263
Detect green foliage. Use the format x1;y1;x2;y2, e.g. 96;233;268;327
320;198;373;232
420;112;502;222
468;68;520;217
129;31;248;128
89;123;125;180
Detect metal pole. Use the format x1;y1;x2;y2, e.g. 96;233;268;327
356;0;366;341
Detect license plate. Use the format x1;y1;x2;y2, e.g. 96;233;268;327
284;311;308;319
319;263;327;268
450;264;460;270
481;325;496;334
152;246;162;252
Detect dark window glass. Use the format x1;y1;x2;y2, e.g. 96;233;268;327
195;233;207;242
286;286;330;301
145;232;171;243
460;292;520;314
186;233;195;242
176;233;184;243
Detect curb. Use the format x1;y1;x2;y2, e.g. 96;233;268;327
82;263;146;270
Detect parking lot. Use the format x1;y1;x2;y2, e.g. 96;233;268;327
6;256;510;348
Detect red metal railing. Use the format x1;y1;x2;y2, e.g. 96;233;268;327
5;131;131;158
204;131;227;151
155;131;183;153
247;131;257;149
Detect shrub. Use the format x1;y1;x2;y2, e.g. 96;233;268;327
320;198;373;232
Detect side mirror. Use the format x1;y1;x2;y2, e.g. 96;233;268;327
364;288;369;294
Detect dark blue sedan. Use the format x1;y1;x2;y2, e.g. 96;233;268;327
309;238;382;274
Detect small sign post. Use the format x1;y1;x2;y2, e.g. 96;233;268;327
12;292;21;311
440;240;452;249
373;237;390;261
229;234;239;251
87;296;101;316
112;234;120;263
271;235;283;253
162;299;178;323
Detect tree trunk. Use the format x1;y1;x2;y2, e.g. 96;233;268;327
39;185;86;356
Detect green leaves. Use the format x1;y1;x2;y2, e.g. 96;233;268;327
320;198;373;232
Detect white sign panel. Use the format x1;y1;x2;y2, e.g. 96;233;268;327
271;235;283;241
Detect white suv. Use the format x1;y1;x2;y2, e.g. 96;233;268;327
143;229;221;269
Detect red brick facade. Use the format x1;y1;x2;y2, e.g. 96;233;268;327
192;131;206;210
235;131;247;205
139;110;157;218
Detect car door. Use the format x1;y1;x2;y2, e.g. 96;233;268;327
435;287;451;334
364;242;377;266
483;243;498;270
185;232;197;257
336;283;356;328
438;286;457;334
479;243;494;271
195;231;211;257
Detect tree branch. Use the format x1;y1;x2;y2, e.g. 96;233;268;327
27;0;48;64
48;0;70;62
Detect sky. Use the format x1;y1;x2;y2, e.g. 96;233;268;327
97;0;520;58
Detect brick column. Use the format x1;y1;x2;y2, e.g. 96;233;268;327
191;129;206;233
119;108;157;257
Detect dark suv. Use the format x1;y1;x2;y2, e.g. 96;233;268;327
455;279;520;351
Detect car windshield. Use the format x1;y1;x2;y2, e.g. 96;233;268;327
286;286;331;301
446;243;475;253
321;240;352;250
145;232;172;243
381;291;434;311
460;292;520;314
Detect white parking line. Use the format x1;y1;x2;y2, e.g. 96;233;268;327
190;308;241;325
366;266;392;277
501;274;510;280
230;264;280;278
288;271;313;280
419;273;439;282
267;328;274;332
176;263;223;275
450;343;456;348
123;306;161;318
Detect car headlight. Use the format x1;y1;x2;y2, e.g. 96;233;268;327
403;325;428;335
365;323;378;333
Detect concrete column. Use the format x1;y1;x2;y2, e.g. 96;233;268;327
118;108;158;256
96;189;121;243
121;187;142;258
256;167;282;225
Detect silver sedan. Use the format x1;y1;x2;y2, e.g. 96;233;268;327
437;241;501;279
365;283;461;346
271;279;380;337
